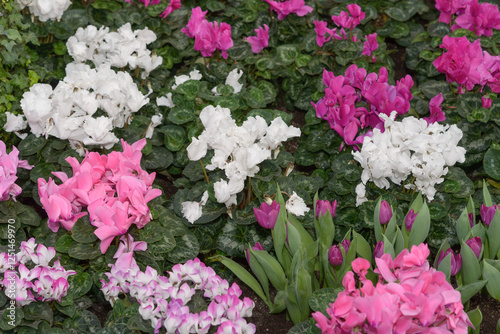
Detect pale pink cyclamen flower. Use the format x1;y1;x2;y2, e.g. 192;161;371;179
0;140;33;201
362;33;378;62
159;0;181;18
246;24;269;54
263;0;313;20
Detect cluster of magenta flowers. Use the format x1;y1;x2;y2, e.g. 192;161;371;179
37;139;162;253
182;7;234;59
312;243;472;333
434;35;500;98
125;0;181;18
435;0;500;36
101;235;255;334
312;64;414;148
0;238;76;306
263;0;313;20
0;140;33;202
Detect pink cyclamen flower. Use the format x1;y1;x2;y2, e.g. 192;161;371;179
452;0;500;37
246;24;269;54
0;140;33;201
379;200;392;224
181;7;208;38
362;33;378;62
315;199;337;218
480;204;500;226
424;93;446;125
253;200;280;229
159;0;181;18
405;208;418;231
313;20;341;47
437;248;462;275
466;236;482;258
193;21;233;59
346;3;365;28
263;0;313;20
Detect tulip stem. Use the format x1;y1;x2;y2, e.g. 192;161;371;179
200;160;210;184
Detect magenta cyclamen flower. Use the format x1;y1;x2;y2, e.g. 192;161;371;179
159;0;181;18
480;203;500;226
246;24;269;54
362;33;378;62
379;200;392;224
253;200;280;229
466;236;482;258
313;20;341;47
452;0;500;37
0;140;33;201
482;96;492;109
331;3;365;30
315;199;337;218
424;93;446;125
263;0;313;20
437;248;462;276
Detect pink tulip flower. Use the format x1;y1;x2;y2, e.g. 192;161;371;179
253;200;280;229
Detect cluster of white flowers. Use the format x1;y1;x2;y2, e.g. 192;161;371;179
17;0;71;22
66;23;163;79
212;68;244;95
353;111;466;204
15;63;149;154
183;105;300;223
6;24;162;154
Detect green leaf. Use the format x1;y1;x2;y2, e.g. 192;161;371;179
71;216;97;243
160;125;186;152
276;44;299;65
23;302;53;323
484;259;500;300
252;250;287;291
484;146;500;180
55;301;76;318
143;146;173;170
166;233;199;263
18;134;47;156
55;234;75;253
461;240;481;285
467;307;482;334
488;211;500;260
68;242;102;260
218;255;271;306
148;231;176;254
67;272;93;300
308;288;339;313
408;202;431;248
64;310;101;333
457;280;488;304
256;56;276;71
0;306;23;330
16;204;41;227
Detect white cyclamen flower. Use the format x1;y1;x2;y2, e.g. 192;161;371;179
172;69;202;90
286;192;310;216
4;112;28;138
225;68;244;94
181;191;209;224
144;114;163;139
18;0;72;22
156;93;175;108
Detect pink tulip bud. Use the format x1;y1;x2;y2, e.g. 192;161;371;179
466;237;482;259
405;209;418;231
374;241;384;259
253;201;280;229
315;199;337;218
328;245;343;266
437;248;462;276
379;200;393;225
246;242;264;264
468;213;474;227
341;239;351;254
480;204;500;227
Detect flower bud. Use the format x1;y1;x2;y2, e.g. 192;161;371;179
468;213;474;228
405;209;418;231
341;239;351;254
328;245;343;266
374;241;384;259
480;204;500;227
379;200;392;225
482;96;492;109
315;199;337;219
437;248;462;276
253;201;280;229
246;242;264;264
465;237;482;259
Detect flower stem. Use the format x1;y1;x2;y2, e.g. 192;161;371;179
199;160;210;184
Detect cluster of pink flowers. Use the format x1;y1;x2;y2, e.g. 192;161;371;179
435;0;500;37
182;7;233;59
37;139;161;253
125;0;181;18
433;35;500;98
0;140;33;202
262;0;312;20
312;243;473;333
0;238;76;306
312;64;413;147
101;235;255;334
